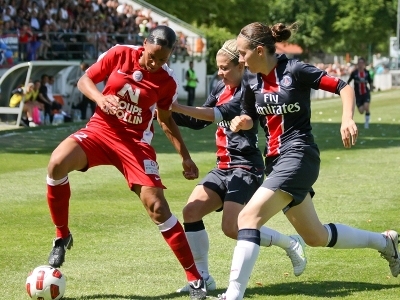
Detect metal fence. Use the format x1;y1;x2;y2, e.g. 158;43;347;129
0;31;205;65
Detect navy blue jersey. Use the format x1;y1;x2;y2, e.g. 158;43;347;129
173;80;264;170
347;69;372;96
242;54;347;157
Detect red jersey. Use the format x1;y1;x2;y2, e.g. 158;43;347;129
85;45;178;144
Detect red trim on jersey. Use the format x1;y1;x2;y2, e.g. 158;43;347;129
216;87;235;168
358;71;366;94
319;75;339;93
262;69;282;156
266;115;283;156
216;127;230;168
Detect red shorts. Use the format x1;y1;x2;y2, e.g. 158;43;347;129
69;126;166;190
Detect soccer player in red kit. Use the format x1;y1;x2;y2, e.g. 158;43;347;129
218;22;400;300
45;25;207;299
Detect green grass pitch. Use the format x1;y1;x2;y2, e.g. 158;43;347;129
0;89;399;299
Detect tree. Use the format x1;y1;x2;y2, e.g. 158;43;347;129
146;0;398;66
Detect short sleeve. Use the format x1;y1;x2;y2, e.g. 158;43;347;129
86;46;120;84
292;61;326;90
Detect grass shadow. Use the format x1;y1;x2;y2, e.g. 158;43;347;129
63;291;186;299
60;281;399;299
206;280;399;299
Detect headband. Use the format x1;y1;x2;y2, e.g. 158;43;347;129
239;32;265;46
220;47;239;60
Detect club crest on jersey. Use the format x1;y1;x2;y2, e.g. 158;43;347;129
280;75;292;87
133;70;143;82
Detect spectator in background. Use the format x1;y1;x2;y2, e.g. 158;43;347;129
185;60;199;106
2;7;12;22
17;23;32;61
14;8;26;28
37;23;51;59
9;81;42;127
30;10;41;31
38;74;61;124
73;62;96;120
0;29;14;65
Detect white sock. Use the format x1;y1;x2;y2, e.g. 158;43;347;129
260;226;292;248
226;240;260;300
185;229;210;279
326;223;386;250
365;114;370;124
46;175;69;186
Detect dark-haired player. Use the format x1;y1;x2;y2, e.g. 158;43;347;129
45;25;207;299
172;39;306;294
347;57;374;128
218;22;399;300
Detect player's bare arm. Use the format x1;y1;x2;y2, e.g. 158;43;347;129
157;107;199;180
171;101;215;121
339;85;358;148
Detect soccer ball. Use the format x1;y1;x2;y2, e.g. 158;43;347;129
26;265;66;300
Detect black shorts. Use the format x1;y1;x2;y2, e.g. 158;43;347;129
263;143;320;209
356;93;370;108
200;167;264;211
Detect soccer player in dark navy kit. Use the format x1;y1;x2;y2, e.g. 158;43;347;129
171;39;307;294
347;57;373;128
45;25;207;300
218;22;400;300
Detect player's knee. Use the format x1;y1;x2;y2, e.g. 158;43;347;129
302;233;326;247
221;221;238;240
237;207;255;228
182;203;202;222
47;152;68;177
145;197;171;223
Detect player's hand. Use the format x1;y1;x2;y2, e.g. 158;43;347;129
340;118;358;148
182;158;199;180
97;95;119;114
230;115;247;132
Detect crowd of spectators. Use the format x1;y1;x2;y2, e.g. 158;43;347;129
0;0;196;66
314;62;385;79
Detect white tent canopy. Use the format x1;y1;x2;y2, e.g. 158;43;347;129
0;61;82;127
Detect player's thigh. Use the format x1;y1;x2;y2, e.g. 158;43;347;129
48;137;88;178
134;185;172;224
285;194;327;247
238;188;292;229
183;185;222;222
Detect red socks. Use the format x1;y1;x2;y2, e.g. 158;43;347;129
46;176;70;238
159;216;201;281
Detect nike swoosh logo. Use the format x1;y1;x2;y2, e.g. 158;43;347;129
154;176;160;180
250;83;258;89
117;69;128;75
184;263;195;270
227;189;240;193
